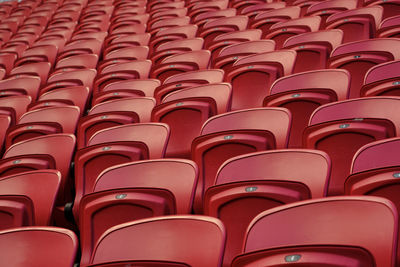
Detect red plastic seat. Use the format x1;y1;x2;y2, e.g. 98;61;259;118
0;227;78;267
205;149;330;267
199;16;249;47
42;69;97;96
231;0;271;14
94;60;152;93
365;0;400;20
263;69;350;148
79;159;198;265
154;69;224;104
29;86;89;116
0;114;10;152
57;39;103;61
187;0;228;18
55;54;99;72
0;76;40;100
264;16;321;49
98;46;149;71
212;40;275;73
150;50;210;83
306;0;358;28
232;196;397;267
73;123;170;218
15;44;58;67
9;62;51;87
100;79;160;98
149;16;191;35
377;14;400;37
303;97;400;195
225;50;297;110
89;216;225;267
152;83;232;158
361;60;400;97
191;107;291;212
0;95;31;122
328;38;400;98
192;8;236;31
325;6;383;43
6;106;80;148
3;134;76;206
283;29;343;73
292;0;326;16
0;170;61;227
0;69;4;80
240;2;287;21
0;53;16;75
77;97;156;149
149;25;198;53
249;6;301;38
104;33;151;54
206;29;263;63
150;38;204;65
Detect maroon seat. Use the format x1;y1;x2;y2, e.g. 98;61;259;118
192;107;291;213
325;6;383;43
79;159;198;265
225;50;296;110
152;83;232;158
0;95;31;123
377;15;400;37
0;76;40;100
150;38;204;65
328;38;400;98
54;54;99;72
306;0;358;28
264;69;350;147
365;0;400;20
360;60;400;97
0;227;78;267
282;29;343;73
89;216;225;267
0;170;60;227
232;196;397;267
303;97;400;195
76;97;155;149
9;62;51;87
204;149;330;267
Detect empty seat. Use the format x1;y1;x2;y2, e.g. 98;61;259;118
361;60;400;97
249;6;301;38
77;97;155;149
240;2;287;20
263;69;350;147
325;6;383;43
5;106;80;148
54;54;99;72
15;44;58;67
365;0;400;20
152;83;232;158
225;50;297;110
150;38;204;65
41;69;97;96
232;196;397;267
306;0;358;28
0;76;40;101
206;29;262;63
192;107;291;212
0;95;31;122
0;227;78;267
2;134;76;205
377;14;400;37
0;53;16;74
282;29;343;73
212;40;275;73
199;16;249;47
99;79;160;98
0;115;10;152
99;46;149;71
154;69;224;104
149;25;198;53
328;38;400;98
193;8;236;31
150;50;211;83
0;170;61;227
89;216;225;267
205;149;330;267
79;159;198;265
303;97;400;195
188;0;228;17
31;86;90;116
9;62;51;87
264;16;321;49
94;60;152;93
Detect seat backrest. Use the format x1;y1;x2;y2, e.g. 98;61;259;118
0;76;40;100
90;216;225;267
216;149;330;198
88;123;170;159
89;97;156;122
0;226;78;267
201;107;291;149
361;60;400;97
235;196;397;267
226;50;297;110
0;170;61;225
351;137;400;174
94;159;198;214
